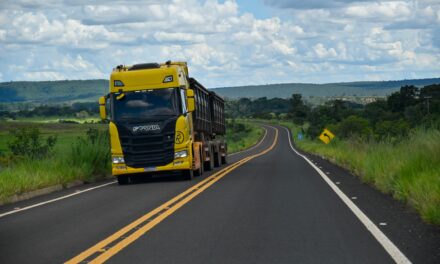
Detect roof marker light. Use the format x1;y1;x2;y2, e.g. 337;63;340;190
114;80;124;87
163;75;173;83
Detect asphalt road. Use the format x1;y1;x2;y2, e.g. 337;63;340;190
0;125;439;263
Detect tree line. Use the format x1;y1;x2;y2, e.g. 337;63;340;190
0;102;99;119
227;84;440;141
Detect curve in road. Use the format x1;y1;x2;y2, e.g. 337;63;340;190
1;125;429;264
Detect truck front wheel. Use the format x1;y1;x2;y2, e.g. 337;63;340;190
182;169;194;180
117;175;129;185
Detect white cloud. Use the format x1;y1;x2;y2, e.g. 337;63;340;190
0;0;438;86
23;71;65;81
313;43;337;58
154;32;205;44
345;2;412;18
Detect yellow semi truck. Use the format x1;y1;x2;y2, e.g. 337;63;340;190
99;61;227;184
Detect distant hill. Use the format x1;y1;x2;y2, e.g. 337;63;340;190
212;78;440;99
0;80;108;103
0;78;439;104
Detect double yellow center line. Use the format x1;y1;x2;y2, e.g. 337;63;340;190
66;127;278;264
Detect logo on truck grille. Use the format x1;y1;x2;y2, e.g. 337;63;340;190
132;124;161;134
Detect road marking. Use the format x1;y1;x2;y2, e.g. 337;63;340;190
66;127;278;264
229;126;268;156
0;181;116;219
284;127;411;264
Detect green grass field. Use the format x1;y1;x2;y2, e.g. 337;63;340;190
0;121;105;153
279;121;440;225
0;121;109;203
226;121;264;154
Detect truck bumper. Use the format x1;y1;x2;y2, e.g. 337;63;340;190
112;158;192;176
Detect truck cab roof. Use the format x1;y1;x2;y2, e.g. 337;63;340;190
110;61;189;93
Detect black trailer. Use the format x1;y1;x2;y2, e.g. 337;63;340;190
209;91;225;135
189;77;227;169
190;78;211;137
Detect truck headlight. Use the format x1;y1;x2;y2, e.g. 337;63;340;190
112;156;125;164
174;150;188;159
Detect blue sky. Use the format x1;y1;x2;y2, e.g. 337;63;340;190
0;0;439;87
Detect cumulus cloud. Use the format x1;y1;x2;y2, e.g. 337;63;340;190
0;0;439;86
313;43;337;58
345;1;412;18
263;0;397;10
153;32;206;44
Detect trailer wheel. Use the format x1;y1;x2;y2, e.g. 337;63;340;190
117;175;129;185
221;154;228;165
182;169;194;180
214;151;221;167
204;149;214;171
194;150;204;177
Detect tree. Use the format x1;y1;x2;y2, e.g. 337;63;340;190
387;85;418;113
289;94;310;124
7;127;57;158
336;115;372;139
374;119;409;140
362;100;389;126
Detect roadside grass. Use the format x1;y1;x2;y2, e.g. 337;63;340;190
278;121;440;225
226;120;264;154
0;121;110;203
0;121;106;153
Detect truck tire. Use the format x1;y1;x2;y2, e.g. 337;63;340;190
194;150;204;177
214;151;221;167
221;154;228;165
183;169;194;180
204;150;214;171
117;175;129;185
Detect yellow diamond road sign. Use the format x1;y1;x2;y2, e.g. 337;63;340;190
319;129;335;144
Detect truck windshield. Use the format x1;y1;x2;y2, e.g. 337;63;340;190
112;88;180;121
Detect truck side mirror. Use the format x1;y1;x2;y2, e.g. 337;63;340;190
99;96;107;120
187;89;195;112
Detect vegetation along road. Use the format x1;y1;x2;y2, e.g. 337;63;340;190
0;125;438;263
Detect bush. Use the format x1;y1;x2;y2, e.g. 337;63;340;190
7;127;57;159
68;128;110;179
335;115;372;139
225;120;263;153
374;119;410;141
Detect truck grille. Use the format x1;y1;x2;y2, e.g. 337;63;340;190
116;119;176;168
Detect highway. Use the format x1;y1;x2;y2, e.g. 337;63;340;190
0;125;439;263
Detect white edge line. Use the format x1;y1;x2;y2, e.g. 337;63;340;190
229;126;268;157
0;181;117;218
283;127;411;264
